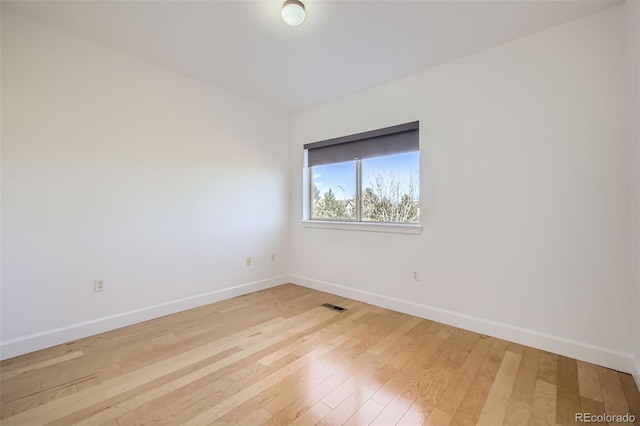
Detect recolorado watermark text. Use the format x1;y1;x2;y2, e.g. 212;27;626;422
575;413;635;423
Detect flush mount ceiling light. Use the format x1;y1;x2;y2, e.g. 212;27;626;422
282;0;306;26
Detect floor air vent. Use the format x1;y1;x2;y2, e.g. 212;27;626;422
321;303;347;313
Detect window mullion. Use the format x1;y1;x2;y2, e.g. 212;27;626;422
356;158;362;222
308;166;313;220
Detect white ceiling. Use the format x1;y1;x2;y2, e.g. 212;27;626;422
1;0;623;112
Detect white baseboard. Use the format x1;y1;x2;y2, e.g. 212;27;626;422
4;273;637;379
289;274;637;376
633;356;640;389
0;275;287;361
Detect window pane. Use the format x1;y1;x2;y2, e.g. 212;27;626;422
311;161;356;221
361;151;419;223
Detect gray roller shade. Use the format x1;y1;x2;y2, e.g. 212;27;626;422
304;121;419;167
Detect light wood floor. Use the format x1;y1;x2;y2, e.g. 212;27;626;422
1;284;638;425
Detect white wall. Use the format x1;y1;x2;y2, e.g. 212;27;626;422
626;0;640;384
0;11;291;359
290;5;635;373
2;4;637;378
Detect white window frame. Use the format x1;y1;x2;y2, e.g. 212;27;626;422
302;122;422;235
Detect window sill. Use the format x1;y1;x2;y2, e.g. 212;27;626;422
300;220;423;235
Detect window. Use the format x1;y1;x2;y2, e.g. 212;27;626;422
304;121;419;224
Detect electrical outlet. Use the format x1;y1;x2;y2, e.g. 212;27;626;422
94;279;105;292
246;257;252;266
412;271;420;282
271;253;276;262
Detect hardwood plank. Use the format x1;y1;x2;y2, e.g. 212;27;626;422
0;351;84;381
0;376;43;408
556;356;581;426
112;310;371;425
396;402;433;425
184;336;361;426
262;312;414;421
3;307;333;425
617;372;640;424
69;346;243;425
392;330;480;426
181;334;353;425
320;317;423;409
343;398;385;426
265;363;360;423
579;395;607;426
501;400;531;426
478;339;511;379
236;408;272;425
289;401;332;425
423;407;453;426
597;366;631;423
417;330;478;406
326;321;432;425
502;346;540;425
507;343;526;355
367;316;423;356
315;331;420;425
577;361;603;402
370;327;450;407
449;339;509;426
476;350;522;425
531;379;557;426
538;352;559;385
510;346;541;406
435;335;493;416
0;384;78;418
271;318;434;425
369;394;414;426
1;284;637;426
0;344;70;369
